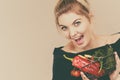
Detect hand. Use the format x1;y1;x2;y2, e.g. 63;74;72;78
109;52;120;80
80;72;89;80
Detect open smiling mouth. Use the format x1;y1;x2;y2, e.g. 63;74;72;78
75;35;84;45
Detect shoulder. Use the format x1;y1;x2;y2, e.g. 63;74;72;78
53;46;63;55
107;32;120;44
61;42;76;53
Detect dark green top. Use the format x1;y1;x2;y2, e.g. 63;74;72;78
52;33;120;80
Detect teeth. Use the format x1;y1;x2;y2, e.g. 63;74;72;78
75;35;83;41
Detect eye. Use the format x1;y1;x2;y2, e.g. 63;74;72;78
60;26;68;31
74;21;81;27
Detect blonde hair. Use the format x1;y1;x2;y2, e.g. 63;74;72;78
54;0;91;26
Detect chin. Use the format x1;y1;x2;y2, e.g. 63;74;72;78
74;40;89;49
77;43;87;49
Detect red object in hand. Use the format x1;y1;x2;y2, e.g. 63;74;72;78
63;55;104;77
72;55;104;77
71;70;81;77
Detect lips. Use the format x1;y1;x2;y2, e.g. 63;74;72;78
74;35;84;45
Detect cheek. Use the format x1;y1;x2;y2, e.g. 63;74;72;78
61;31;70;39
77;24;89;33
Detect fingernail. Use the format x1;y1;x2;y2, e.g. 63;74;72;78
80;72;83;74
114;52;117;55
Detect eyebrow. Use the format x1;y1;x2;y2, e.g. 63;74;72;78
72;18;81;25
58;24;66;27
58;18;81;27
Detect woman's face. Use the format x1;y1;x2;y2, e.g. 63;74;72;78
58;12;93;49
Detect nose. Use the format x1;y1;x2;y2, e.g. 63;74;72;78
69;28;78;37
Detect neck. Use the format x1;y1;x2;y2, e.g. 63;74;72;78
84;33;100;50
73;32;106;52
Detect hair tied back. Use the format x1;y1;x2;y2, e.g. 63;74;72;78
77;0;90;11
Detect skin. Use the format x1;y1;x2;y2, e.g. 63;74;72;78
58;12;93;50
57;12;120;80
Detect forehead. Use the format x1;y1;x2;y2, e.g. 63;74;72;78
58;12;83;25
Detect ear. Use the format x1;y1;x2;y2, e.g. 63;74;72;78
89;12;94;18
88;12;94;23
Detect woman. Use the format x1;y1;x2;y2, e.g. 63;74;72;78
52;0;120;80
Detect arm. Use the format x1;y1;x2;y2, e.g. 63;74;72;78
109;52;120;80
52;55;64;80
52;51;69;80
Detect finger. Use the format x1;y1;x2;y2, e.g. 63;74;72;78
114;52;120;64
114;52;120;72
114;52;119;59
80;72;89;80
